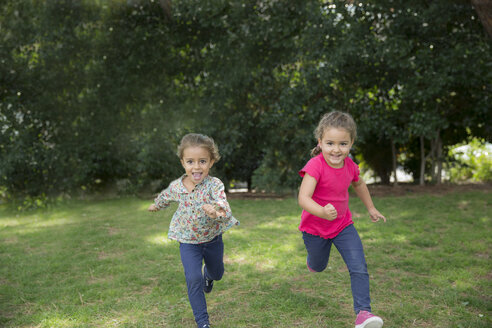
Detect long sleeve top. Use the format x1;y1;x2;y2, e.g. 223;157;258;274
154;175;239;244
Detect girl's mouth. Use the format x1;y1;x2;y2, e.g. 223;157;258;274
192;172;202;180
328;154;344;163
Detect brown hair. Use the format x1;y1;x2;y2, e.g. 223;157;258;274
310;111;357;157
177;133;221;162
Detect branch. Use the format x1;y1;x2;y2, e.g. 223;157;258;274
471;0;492;39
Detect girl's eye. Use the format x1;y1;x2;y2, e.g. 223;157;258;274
200;160;207;164
187;160;193;164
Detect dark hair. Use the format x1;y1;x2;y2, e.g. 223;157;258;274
310;111;357;157
177;133;221;162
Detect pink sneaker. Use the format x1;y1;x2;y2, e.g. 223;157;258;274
355;310;383;328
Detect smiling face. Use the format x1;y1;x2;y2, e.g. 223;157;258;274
318;127;354;168
180;146;215;187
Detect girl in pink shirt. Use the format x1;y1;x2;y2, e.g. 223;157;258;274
298;111;386;328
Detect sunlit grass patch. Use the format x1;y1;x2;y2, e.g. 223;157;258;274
146;233;172;245
0;191;491;327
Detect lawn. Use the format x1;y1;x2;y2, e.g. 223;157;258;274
0;189;490;327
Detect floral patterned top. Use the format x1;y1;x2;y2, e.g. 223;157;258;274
154;175;239;244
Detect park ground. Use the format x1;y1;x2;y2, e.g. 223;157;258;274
0;183;491;327
228;182;492;198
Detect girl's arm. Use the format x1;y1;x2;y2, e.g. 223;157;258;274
298;173;337;221
205;179;232;221
351;178;386;222
148;183;176;212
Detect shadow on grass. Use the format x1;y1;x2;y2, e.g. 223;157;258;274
0;198;185;327
1;192;491;327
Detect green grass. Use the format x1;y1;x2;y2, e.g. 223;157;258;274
0;190;491;327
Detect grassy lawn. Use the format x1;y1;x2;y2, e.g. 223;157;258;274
0;189;490;327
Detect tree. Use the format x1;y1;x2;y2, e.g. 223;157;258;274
471;0;492;39
254;0;490;187
1;0;490;204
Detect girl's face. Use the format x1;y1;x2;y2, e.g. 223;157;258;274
318;128;354;168
181;146;215;186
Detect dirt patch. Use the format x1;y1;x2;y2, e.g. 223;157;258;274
227;183;492;199
364;182;492;197
227;192;287;200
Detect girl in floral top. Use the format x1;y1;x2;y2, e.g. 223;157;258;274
148;133;239;328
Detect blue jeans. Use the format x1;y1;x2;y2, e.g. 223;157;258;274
179;234;224;327
302;224;371;314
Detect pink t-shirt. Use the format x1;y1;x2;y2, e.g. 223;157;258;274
298;154;360;239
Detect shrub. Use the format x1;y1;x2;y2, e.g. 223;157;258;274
448;138;492;182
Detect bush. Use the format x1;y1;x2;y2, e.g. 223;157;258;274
448;138;492;182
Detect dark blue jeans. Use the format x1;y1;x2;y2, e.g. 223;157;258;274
302;224;371;314
179;234;224;327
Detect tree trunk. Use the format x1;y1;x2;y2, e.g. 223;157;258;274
436;134;443;184
471;0;492;39
429;131;443;184
419;135;426;185
430;137;438;183
391;137;398;186
419;134;437;185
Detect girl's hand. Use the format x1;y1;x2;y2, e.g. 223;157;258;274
202;204;216;218
202;204;226;218
369;208;386;223
322;203;337;221
148;204;158;212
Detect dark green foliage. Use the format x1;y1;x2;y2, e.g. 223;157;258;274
1;0;490;204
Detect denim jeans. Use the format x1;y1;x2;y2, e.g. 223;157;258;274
302;224;371;314
179;234;224;327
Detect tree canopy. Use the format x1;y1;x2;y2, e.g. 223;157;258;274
1;0;490;205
